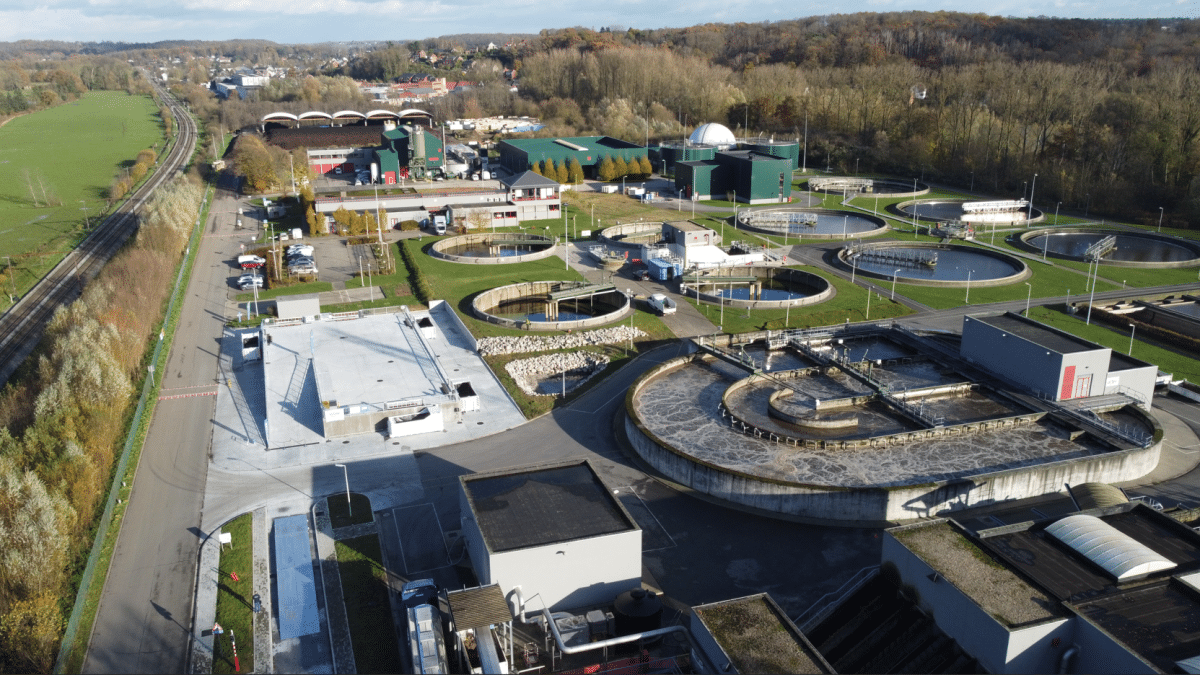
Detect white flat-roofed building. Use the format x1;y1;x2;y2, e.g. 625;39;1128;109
459;459;642;611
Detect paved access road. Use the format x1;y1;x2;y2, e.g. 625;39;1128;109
82;184;246;674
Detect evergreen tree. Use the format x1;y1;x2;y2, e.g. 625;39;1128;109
637;155;653;178
555;161;569;184
544;158;557;179
567;158;584;184
613;155;629;179
531;160;543;176
597;155;617;182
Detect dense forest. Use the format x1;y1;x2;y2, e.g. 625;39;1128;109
504;15;1200;226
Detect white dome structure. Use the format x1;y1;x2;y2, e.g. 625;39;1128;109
688;123;736;149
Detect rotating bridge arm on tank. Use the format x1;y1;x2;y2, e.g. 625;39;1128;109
787;336;948;429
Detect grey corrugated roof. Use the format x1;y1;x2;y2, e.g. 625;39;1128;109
446;584;512;630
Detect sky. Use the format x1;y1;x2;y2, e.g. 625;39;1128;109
0;0;1196;44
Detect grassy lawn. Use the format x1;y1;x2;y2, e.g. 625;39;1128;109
213;513;254;675
335;535;402;675
1028;306;1200;382
682;267;913;334
0;91;162;262
328;493;373;529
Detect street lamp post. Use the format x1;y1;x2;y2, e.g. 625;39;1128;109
1158;207;1164;233
969;171;974;192
4;255;16;302
1086;260;1097;325
891;269;900;300
334;464;351;517
965;270;972;304
1025;282;1032;314
1027;173;1037;222
1084;193;1090;218
1054;201;1061;226
1128;323;1136;355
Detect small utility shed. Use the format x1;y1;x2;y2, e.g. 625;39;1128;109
459;459;642;611
960;312;1156;407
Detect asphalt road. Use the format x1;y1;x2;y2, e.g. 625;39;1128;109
82;185;244;673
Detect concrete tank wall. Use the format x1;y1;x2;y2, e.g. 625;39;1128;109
471;281;632;331
430;233;557;265
598;222;663;249
680;267;834;309
1015;228;1200;269
623;355;1162;525
837;242;1031;288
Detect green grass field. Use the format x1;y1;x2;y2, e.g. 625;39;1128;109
335;535;402;675
0;91;163;303
0;91;163;257
213;513;254;675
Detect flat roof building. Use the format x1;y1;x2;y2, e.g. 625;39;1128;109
691;594;833;674
961;312;1157;408
459;459;641;610
675;150;793;204
878;503;1200;674
496;136;646;178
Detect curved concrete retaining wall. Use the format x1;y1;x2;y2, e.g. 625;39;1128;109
430;233;557;264
680;267;834;309
1014;228;1200;269
837;242;1030;288
896;199;1044;225
736;207;889;240
471;281;632;331
624;355;1162;524
598;222;662;249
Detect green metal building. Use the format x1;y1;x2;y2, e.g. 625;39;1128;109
374;126;444;182
496;136;647;177
675;150;793;204
655;142;719;175
741;138;800;170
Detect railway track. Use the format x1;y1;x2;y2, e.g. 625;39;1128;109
0;78;199;387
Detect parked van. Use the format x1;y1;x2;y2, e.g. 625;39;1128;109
433;215;447;235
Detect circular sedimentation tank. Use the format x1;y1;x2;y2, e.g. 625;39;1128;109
623;332;1162;523
838;242;1029;285
737;207;888;240
472;280;632;331
807;176;929;197
430;233;556;264
598;221;663;249
897;199;1043;224
679;267;833;309
1017;228;1200;268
